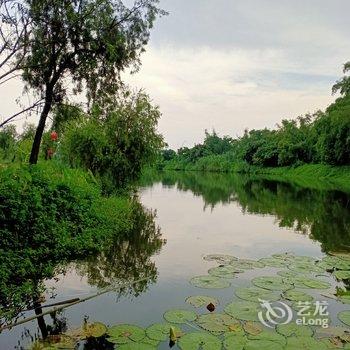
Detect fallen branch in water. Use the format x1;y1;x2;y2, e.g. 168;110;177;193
0;277;149;332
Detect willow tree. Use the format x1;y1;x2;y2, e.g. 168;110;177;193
0;0;165;164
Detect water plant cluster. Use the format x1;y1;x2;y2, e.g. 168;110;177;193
29;252;350;349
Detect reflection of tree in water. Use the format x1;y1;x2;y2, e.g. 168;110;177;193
75;204;166;296
145;170;350;252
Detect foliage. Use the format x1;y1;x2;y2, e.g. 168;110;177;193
59;90;164;192
0;161;162;321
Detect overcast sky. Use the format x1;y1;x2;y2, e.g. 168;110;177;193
2;0;350;149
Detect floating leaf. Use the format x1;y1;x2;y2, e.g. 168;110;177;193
224;301;261;321
276;323;313;337
178;332;222;350
252;276;292;291
315;326;350;341
146;323;181;341
117;342;156;350
277;270;301;278
196;313;238;334
302;279;330;289
29;335;75;350
244;340;282;350
243;322;263;336
190;275;231;289
208;265;242;278
107;324;145;344
231;259;265;269
185;295;219;308
223;333;247;350
329;251;350;260
288;262;324;274
272;253;295;261
203;254;237;264
283;276;330;289
283;290;313;302
285;336;327;350
338;311;350;327
235;286;280;303
163;309;197;324
248;330;286;346
334;270;350;280
258;257;287;268
322;256;350;270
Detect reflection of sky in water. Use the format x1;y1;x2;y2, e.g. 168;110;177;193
2;176;350;349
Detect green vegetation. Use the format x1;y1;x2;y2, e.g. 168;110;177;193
159;62;350;186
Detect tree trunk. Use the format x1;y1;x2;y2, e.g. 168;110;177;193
29;87;53;164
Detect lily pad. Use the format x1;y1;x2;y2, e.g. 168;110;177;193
315;326;350;341
283;290;313;302
146;323;181;341
203;254;237;264
248;330;287;346
288;262;324;274
178;332;222;350
107;324;145;344
231;259;265;269
252;276;292;291
258;257;288;268
224;301;261;321
208;265;242;278
322;256;350;270
163;309;197;324
223;333;247;350
117;343;156;350
285;336;327;350
338;311;350;327
302;279;330;289
244;339;282;350
277;270;299;279
243;322;263;336
276;323;313;337
185;295;219;308
334;270;350;280
67;322;107;340
190;275;231;289
196;313;238;334
283;276;330;289
235;286;280;303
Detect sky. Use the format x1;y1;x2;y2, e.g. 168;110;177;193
1;0;350;149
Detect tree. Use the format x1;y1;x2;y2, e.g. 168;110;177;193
332;62;350;96
0;0;166;164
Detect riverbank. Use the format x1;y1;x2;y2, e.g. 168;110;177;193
160;158;350;193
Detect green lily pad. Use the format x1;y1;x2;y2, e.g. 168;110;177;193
272;253;295;261
329;251;350;260
283;290;313;302
288;262;324;274
258;257;288;268
163;309;197;324
334;270;350;280
224;301;261;321
223;333;247;350
185;295;219;308
285;336;327;350
277;270;299;279
302;279;330;289
315;326;350;341
208;265;242;278
203;254;237;264
196;313;238;334
231;259;265;269
248;330;287;345
322;256;350;270
293;256;317;264
107;324;145;344
243;322;263;335
29;335;75;349
235;286;280;303
146;323;181;341
190;275;231;289
244;340;282;350
178;332;222;350
283;276;330;289
66;322;107;340
276;323;313;337
338;311;350;326
117;342;156;350
252;276;293;291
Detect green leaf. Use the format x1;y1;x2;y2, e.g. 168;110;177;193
243;322;263;336
258;257;288;268
252;276;293;291
334;270;350;280
223;333;247;350
203;254;237;264
146;323;181;341
244;340;282;350
248;330;286;346
276;323;313;337
235;286;280;303
185;295;219;308
117;342;156;350
224;301;261;321
190;275;231;289
285;337;327;350
208;265;242;278
196;313;238;334
283;290;313;302
338;311;350;326
178;332;222;350
163;309;197;324
107;324;145;344
288;262;324;274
